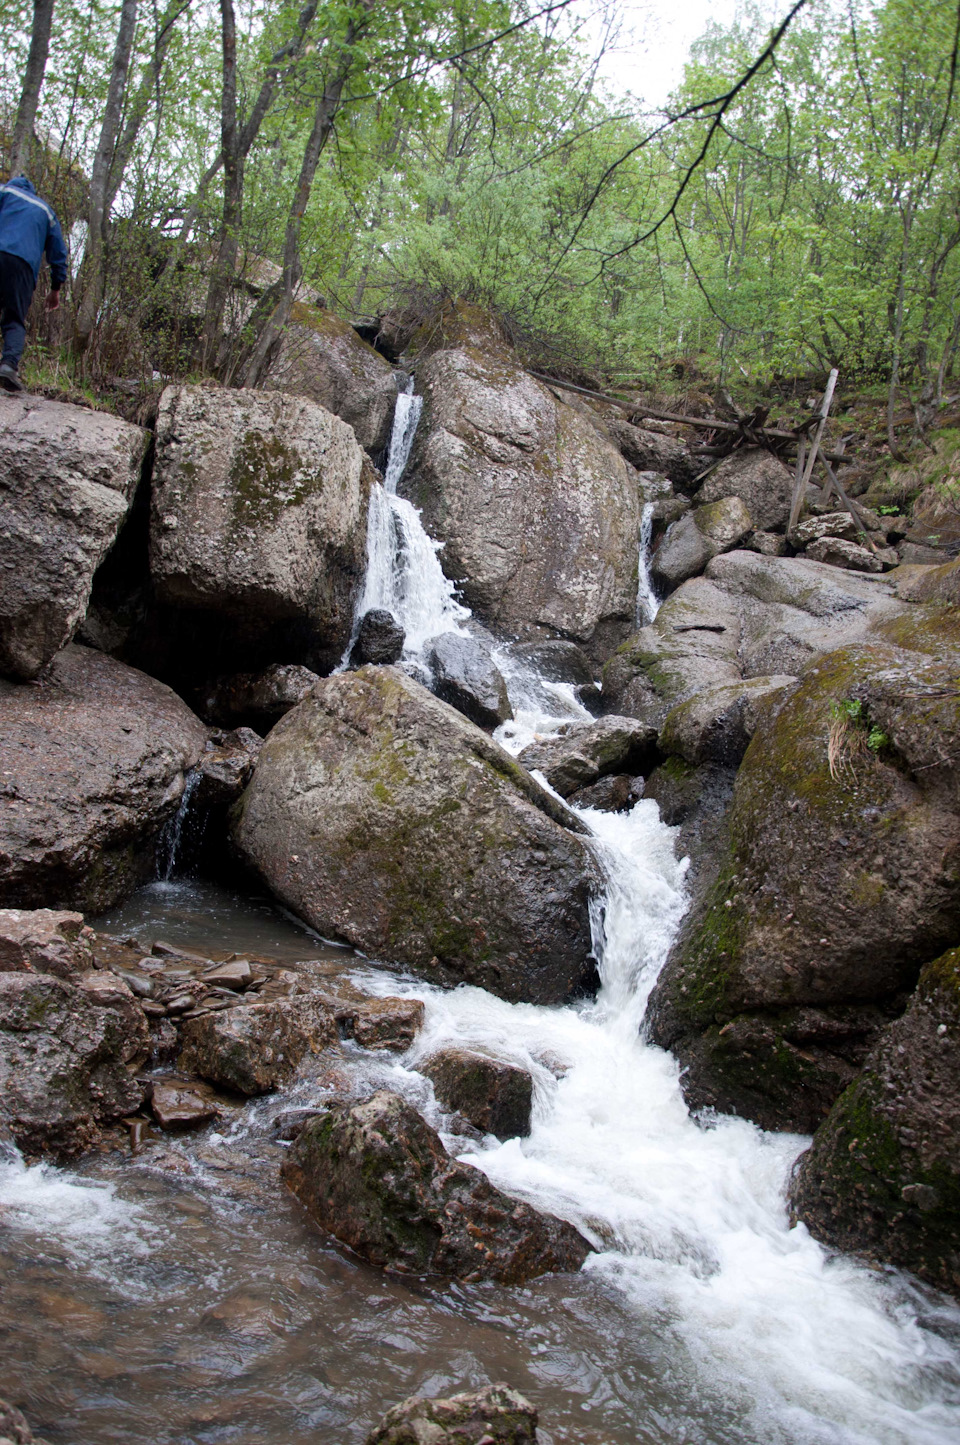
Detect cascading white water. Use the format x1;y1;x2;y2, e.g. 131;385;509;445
343;380;469;664
636;500;659;627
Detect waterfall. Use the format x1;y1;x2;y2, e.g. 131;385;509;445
343;380;469;665
156;769;200;881
636;500;659;626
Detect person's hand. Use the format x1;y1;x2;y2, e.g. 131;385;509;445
45;291;60;312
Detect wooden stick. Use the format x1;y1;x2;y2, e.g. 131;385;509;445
788;368;838;535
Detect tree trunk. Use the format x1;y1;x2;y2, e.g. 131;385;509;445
72;0;140;356
10;0;56;176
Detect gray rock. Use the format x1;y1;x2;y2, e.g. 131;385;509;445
200;663;319;729
265;303;400;455
149;1080;219;1130
0;909;93;979
605;416;700;484
568;773;643;812
635;469;674;503
366;1383;538;1445
232;666;601;1005
898;541;948;566
150;385;372;673
652;496;753;591
0;393;147;680
658;675;797;766
179;995;338;1095
0;970;148;1155
0;1395;50;1445
746;530;787;557
353;608;405;665
694;448;794;530
426;632;512;728
804;536;883;572
507;639;595;686
402;304;639;645
283;1089;591;1282
789;945;960;1298
422;1047;533;1138
793;511;862;547
194;728;262;808
0;646;209;911
519;716;656;797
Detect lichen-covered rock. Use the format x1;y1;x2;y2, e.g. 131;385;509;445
232;666;601;1005
365;1383;538;1445
804;536;884;573
0;971;148;1155
150;384;372;672
0;909;92;978
0;393;147;680
790;946;960;1297
694;448;794;531
0;645;209;911
891;553;960;605
265;302;400;455
178;995;338;1095
199;663;320;730
658;675;797;767
652;496;753;592
793;512;862;547
647;625;960;1132
352;608;405;665
519;716;656;797
425;632;512;729
283;1089;591;1282
401;303;639;646
422;1048;533;1138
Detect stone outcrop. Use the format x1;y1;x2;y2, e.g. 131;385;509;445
0;646;208;911
518;716;656;797
365;1384;538;1445
790;945;960;1297
178;995;339;1094
657;676;797;767
150;384;372;673
345;997;425;1052
425;632;512;729
352;608;405;665
693;448;794;531
892;554;960;605
652;496;753;592
265;302;400;455
647;617;960;1133
232;666;601;1005
422;1048;533;1138
283;1089;591;1282
199;663;320;730
0;393;147;680
0;969;148;1155
0;909;93;978
401;304;639;647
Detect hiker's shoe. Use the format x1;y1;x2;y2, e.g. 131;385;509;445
0;363;24;393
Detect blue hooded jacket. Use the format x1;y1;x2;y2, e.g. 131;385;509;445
0;177;68;287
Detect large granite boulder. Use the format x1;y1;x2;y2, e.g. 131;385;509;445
401;304;639;647
0;393;147;680
178;995;338;1094
0;645;208;911
652;496;753;591
265;302;400;455
425;632;511;729
657;676;797;767
605;415;700;486
199;663;320;730
0;970;148;1155
150;385;373;673
693;448;794;531
518;716;656;797
366;1384;538;1445
647;619;960;1133
232;666;601;1004
283;1089;591;1282
789;946;960;1297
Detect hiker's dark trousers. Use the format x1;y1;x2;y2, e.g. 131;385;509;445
0;251;36;371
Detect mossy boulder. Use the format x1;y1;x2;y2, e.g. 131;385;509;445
231;666;601;1004
647;627;960;1132
150;384;373;672
790;946;960;1297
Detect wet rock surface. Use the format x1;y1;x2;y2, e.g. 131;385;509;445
422;1048;533;1139
179;996;340;1095
149;1079;220;1129
365;1383;538;1445
0;393;147;681
0;909;93;978
518;716;656;797
283;1089;592;1282
658;675;797;767
402;303;639;646
352;607;405;665
232;666;601;1004
425;631;512;728
199;663;320;730
150;384;372;672
194;727;263;809
790;945;960;1296
0;645;208;911
0;1396;50;1445
647;616;960;1132
345;997;425;1052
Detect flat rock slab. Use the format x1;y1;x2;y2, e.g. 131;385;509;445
422;1048;533;1138
0;393;147;679
0;645;208;912
366;1383;538;1445
150;1080;220;1130
179;996;338;1095
232;666;601;1005
283;1089;591;1283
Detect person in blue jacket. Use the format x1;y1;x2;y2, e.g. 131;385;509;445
0;175;68;392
